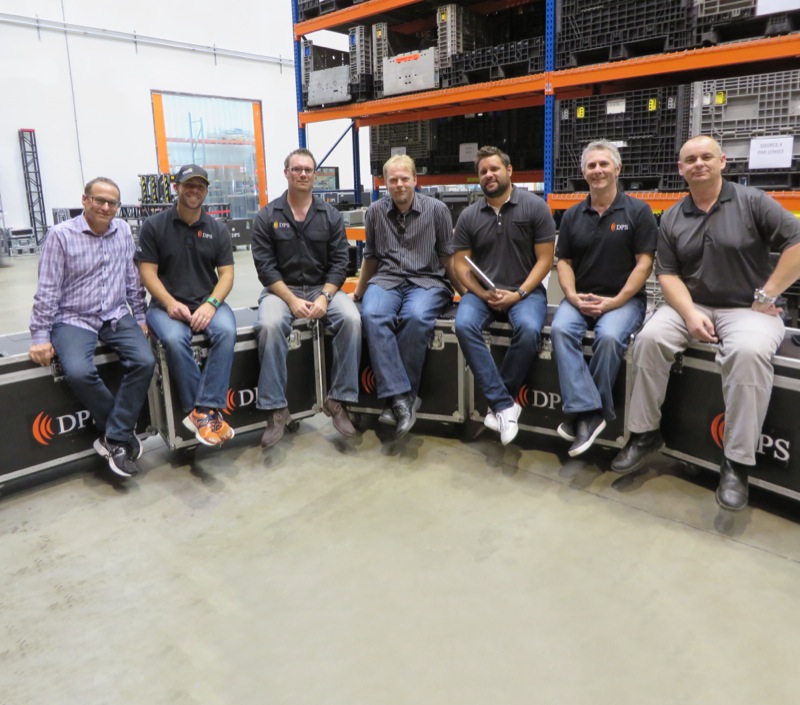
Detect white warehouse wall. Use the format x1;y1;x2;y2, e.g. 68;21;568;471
0;0;370;229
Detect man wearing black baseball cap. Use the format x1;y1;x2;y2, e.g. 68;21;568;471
137;164;237;447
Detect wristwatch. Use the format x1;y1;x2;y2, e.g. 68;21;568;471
754;288;777;305
323;291;334;304
516;288;528;300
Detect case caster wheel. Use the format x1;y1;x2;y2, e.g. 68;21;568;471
287;419;300;433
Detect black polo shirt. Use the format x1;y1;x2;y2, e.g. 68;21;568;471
252;192;349;289
453;186;555;291
556;191;657;301
656;180;800;307
136;206;233;310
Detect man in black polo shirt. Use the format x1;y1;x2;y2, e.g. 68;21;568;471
550;140;657;457
453;145;555;445
252;148;360;448
137;164;236;447
612;135;800;512
352;154;463;438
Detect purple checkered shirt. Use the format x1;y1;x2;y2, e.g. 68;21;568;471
29;214;147;344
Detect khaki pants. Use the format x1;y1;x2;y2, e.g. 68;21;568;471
628;304;784;465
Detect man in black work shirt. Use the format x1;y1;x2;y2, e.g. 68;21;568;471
252;148;361;448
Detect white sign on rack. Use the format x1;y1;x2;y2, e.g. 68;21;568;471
459;143;478;163
757;0;800;16
748;136;794;169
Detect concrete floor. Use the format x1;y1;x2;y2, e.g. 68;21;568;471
2;251;800;705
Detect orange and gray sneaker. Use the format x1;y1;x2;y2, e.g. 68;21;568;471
210;409;235;442
182;409;222;446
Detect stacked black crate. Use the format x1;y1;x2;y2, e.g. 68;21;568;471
441;3;545;88
695;0;800;44
437;4;487;89
434;107;545;172
556;0;695;68
349;25;373;101
554;85;691;192
370;121;434;175
695;69;800;189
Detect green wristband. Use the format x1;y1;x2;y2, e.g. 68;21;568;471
206;297;220;309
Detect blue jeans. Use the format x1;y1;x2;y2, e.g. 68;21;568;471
361;282;451;399
254;287;361;410
455;290;547;412
146;303;236;413
550;297;645;420
50;315;155;442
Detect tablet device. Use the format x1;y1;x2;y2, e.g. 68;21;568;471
465;256;497;293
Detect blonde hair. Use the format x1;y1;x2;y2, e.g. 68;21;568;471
383;154;417;179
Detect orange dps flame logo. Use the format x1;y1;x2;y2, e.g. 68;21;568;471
360;367;377;395
32;411;55;446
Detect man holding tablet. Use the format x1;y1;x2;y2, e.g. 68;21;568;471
453;146;555;445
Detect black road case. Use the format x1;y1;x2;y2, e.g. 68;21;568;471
324;306;468;425
660;330;800;500
148;308;323;450
0;331;151;482
468;305;631;448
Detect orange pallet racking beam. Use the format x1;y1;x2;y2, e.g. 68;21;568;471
294;0;421;38
298;35;799;126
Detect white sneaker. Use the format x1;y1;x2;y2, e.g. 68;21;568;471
495;403;521;446
483;410;498;432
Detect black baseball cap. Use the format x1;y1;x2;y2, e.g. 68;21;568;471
174;164;210;184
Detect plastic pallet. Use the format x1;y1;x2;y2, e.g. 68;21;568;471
349;26;372;81
554;84;691;192
697;8;800;44
556;0;695;68
350;74;375;102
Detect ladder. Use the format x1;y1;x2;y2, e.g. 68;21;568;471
18;129;47;245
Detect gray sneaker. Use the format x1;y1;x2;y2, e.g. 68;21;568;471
261;407;291;448
94;436;138;478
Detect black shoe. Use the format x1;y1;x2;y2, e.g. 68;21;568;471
93;436;138;478
557;419;576;442
568;413;607;458
610;430;663;474
392;394;418;438
716;457;749;512
126;433;143;461
378;405;397;426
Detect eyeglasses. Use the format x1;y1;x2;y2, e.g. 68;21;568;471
396;212;407;235
88;196;121;209
288;167;315;175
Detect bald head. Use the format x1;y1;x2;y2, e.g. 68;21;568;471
677;135;726;192
679;135;722;163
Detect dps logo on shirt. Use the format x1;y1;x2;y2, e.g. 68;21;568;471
610;223;630;231
197;230;214;239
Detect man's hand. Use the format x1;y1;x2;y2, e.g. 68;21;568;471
684;310;718;343
752;300;783;317
308;295;328;320
29;342;55;367
140;323;150;338
189;302;217;332
289;295;315;319
486;289;519;312
577;293;617;318
167;300;193;323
